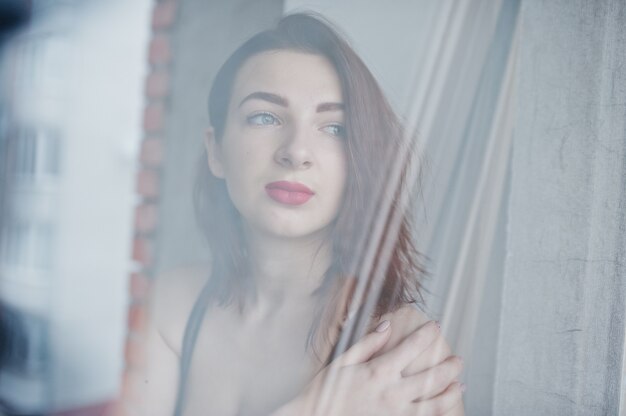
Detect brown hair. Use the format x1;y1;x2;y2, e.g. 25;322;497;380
194;12;426;357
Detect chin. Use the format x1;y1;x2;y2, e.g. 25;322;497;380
253;218;332;241
265;225;324;239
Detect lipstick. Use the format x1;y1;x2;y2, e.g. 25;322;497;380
265;181;314;206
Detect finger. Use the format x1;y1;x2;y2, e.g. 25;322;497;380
372;320;439;373
396;355;463;401
409;382;465;416
335;320;392;367
402;334;452;376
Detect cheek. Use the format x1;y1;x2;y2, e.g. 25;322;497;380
338;153;348;188
331;146;348;187
219;151;256;206
322;146;348;203
220;137;263;181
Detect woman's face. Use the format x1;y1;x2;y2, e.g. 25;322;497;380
207;50;347;240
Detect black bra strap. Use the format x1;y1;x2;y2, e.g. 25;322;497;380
173;277;214;416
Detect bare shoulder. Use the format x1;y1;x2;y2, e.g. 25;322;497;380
387;304;431;328
127;265;210;416
150;263;211;354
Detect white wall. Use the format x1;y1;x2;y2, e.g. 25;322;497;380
283;0;441;116
50;0;150;409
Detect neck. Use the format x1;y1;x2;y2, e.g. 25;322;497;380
243;225;333;306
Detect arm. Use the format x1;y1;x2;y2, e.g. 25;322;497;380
125;317;180;416
123;267;207;416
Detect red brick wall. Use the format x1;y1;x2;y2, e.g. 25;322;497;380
106;1;180;415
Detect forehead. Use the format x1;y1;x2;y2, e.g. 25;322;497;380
231;50;343;106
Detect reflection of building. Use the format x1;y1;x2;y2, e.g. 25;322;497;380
0;1;150;413
0;6;63;412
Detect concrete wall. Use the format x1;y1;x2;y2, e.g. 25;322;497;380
494;0;626;414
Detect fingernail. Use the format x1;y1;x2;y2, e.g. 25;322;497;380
460;383;467;393
375;320;390;332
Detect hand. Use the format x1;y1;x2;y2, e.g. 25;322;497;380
296;320;464;416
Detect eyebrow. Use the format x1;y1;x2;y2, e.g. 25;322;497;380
316;102;345;113
239;91;287;108
238;91;344;113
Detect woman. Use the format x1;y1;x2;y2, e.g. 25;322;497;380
135;13;465;416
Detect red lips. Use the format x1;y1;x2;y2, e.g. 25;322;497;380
265;181;314;206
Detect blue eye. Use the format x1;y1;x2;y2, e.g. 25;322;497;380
322;124;346;138
247;112;280;126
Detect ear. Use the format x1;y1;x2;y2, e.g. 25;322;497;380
204;127;225;178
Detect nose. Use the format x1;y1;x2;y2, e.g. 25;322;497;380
273;126;313;169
